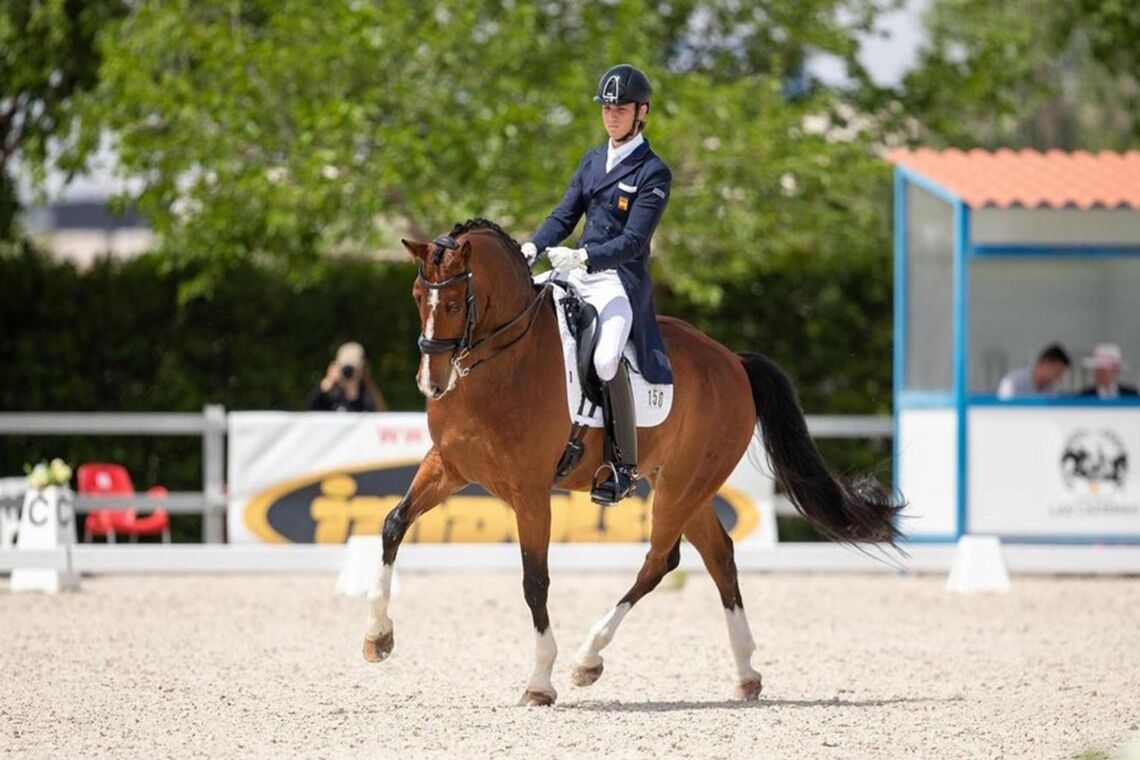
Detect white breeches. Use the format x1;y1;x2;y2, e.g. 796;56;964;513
567;269;632;382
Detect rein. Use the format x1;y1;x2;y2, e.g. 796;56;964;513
417;235;551;380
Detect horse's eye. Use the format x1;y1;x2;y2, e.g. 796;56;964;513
447;301;463;314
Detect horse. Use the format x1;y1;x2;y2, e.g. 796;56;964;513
362;218;903;706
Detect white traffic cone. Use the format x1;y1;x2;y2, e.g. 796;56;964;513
946;534;1010;593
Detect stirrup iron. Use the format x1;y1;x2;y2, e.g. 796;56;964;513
590;462;638;506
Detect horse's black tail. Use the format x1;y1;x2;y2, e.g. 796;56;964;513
739;352;904;546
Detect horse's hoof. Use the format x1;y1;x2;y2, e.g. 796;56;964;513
520;689;557;707
736;677;763;701
362;630;394;663
571;662;604;687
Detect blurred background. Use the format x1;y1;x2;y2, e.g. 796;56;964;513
2;0;1137;540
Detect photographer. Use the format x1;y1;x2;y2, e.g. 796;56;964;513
307;342;387;412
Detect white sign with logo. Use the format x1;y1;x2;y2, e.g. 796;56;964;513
968;408;1140;538
227;412;777;547
10;486;81;593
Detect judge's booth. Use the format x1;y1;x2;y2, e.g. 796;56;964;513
889;149;1140;543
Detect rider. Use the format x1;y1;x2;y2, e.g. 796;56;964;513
521;64;673;505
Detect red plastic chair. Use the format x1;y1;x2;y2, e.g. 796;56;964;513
78;463;170;543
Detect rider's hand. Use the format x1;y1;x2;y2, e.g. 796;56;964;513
549;246;588;273
521;242;538;265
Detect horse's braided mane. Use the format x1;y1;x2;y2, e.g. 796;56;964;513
434;218;522;265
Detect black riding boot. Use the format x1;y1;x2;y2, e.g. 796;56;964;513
591;361;639;505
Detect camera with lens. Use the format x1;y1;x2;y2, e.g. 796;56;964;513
340;364;356;380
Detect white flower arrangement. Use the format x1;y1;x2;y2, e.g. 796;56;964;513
24;458;73;490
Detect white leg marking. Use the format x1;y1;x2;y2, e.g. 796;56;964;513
365;563;394;639
575;602;631;669
525;628;558;697
725;605;762;682
416;290;440;397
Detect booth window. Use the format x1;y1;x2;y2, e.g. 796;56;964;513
903;184;955;392
969;256;1140;394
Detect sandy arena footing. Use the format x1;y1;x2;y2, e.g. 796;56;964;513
2;571;1138;759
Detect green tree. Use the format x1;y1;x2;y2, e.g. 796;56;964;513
0;0;127;240
80;0;897;303
887;0;1140;149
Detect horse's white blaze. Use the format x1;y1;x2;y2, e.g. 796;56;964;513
416;290;440;396
525;627;558;697
724;605;761;682
575;601;631;669
365;563;395;639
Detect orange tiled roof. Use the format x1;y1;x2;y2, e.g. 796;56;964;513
887;148;1140;210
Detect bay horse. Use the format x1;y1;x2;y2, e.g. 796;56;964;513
363;218;902;705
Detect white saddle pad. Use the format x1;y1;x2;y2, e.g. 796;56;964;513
550;282;674;428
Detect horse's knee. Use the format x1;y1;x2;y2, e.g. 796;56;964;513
619;550;676;606
381;504;409;564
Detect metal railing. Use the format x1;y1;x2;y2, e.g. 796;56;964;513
0;408;892;541
0;405;227;543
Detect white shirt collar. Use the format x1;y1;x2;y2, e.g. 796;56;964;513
606;133;644;173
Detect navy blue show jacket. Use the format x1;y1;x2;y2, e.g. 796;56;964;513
532;139;673;384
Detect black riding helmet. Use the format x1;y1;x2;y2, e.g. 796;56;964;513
593;64;652;106
594;64;651;142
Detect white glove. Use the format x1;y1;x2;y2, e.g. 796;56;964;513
548;246;588;273
521;241;538;265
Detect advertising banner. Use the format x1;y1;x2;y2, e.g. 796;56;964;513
969;408;1140;539
227;412;777;546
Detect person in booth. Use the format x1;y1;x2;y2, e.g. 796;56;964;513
1078;343;1138;399
996;343;1071;399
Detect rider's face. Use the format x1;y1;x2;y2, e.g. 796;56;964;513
602;103;640;143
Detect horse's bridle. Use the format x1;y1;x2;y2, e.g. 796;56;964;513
417;234;549;379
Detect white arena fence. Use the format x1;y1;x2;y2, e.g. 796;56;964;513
4;409;1137;575
0;407;888;543
0;406;227;543
4;541;1140;575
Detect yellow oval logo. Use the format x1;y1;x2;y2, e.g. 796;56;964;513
244;460;759;544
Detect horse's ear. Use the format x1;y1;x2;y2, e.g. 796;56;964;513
401;238;430;261
458;239;472;265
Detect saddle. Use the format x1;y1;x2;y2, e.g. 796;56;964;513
548;280;674;486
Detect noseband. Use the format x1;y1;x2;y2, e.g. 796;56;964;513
417;234;549;380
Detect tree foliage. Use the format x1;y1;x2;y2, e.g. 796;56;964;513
888;0;1140;149
74;0;895;301
0;0;127;239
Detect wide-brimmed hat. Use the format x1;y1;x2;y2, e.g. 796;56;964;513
335;341;365;368
1082;343;1125;370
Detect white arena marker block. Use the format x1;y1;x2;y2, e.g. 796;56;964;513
10;486;81;593
946;535;1010;593
335;535;398;597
